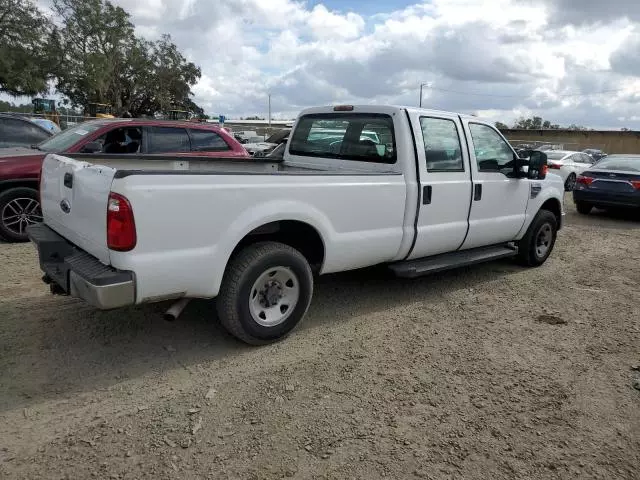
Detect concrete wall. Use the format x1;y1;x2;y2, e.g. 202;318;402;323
501;129;640;154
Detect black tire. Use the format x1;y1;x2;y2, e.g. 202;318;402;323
517;210;558;267
0;187;42;243
216;242;313;345
564;173;576;191
576;201;592;215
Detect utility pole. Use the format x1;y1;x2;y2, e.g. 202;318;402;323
419;83;427;108
268;93;271;129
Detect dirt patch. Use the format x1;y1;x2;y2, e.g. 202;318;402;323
1;195;639;479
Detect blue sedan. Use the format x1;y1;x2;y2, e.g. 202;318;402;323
573;155;640;214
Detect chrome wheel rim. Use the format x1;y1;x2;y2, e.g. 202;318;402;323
535;223;553;258
1;198;42;236
249;267;300;327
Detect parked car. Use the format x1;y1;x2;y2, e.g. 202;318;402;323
0;119;248;242
582;148;607;162
245;128;292;156
543;150;597;191
30;118;62;134
573;154;640;214
0;113;53;149
28;104;564;345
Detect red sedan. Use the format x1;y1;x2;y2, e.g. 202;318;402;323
0;119;249;242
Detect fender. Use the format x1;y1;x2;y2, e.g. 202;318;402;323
207;199;335;296
515;180;564;240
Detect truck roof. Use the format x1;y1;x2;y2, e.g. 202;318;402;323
298;105;482;122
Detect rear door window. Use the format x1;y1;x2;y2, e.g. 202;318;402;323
289;113;396;164
189;129;231;151
420;117;464;171
147;127;190;153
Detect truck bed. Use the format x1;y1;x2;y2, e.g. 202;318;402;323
65;153;393;176
38;153;409;302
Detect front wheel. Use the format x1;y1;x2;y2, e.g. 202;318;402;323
216;242;313;345
517;210;558;267
0;187;42;242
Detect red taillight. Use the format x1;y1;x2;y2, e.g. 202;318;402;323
548;162;561;169
107;192;136;251
576;175;594;186
631;180;640;190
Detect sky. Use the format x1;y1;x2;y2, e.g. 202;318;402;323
23;0;640;128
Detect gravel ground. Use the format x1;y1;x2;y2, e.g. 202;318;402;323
1;195;639;480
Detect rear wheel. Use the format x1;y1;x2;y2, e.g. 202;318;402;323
0;187;42;242
216;242;313;345
517;210;558;267
564;173;576;191
576;201;592;215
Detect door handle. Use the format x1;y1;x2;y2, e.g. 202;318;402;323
474;184;482;201
423;185;432;205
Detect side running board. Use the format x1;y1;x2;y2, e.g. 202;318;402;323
389;244;518;278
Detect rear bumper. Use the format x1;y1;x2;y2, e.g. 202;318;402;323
573;190;640;209
26;224;135;309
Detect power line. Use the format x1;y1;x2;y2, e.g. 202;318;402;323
421;84;630;99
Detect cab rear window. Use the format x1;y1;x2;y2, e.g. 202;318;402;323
289;113;396;164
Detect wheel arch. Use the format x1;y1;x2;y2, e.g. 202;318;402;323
0;179;39;195
540;197;563;230
229;220;326;273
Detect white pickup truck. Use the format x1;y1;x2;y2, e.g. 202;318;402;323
28;105;564;345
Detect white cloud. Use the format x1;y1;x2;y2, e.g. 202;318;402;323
305;5;365;40
25;0;640;128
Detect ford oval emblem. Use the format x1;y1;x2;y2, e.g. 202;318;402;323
60;199;71;214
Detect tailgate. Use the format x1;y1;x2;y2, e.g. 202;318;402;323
40;154;116;265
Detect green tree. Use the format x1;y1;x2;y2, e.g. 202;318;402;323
51;0;136;111
50;0;202;117
495;121;509;130
0;101;33;113
0;0;53;96
121;35;202;117
514;116;560;129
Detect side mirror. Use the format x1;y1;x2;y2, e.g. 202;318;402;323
527;150;547;180
81;141;102;153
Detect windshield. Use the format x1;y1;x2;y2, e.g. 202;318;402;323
38;122;105;152
592;156;640;172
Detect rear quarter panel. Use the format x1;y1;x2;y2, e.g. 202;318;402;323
109;172;408;302
0;154;45;182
